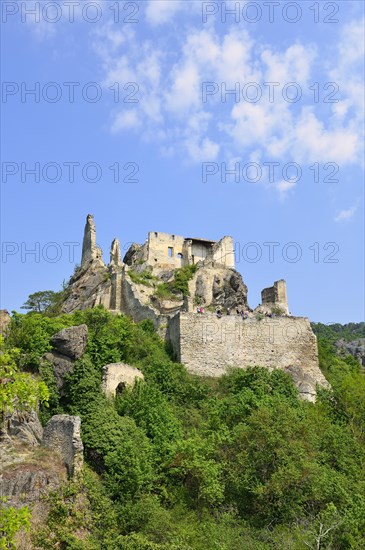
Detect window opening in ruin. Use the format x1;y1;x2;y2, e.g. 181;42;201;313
154;232;158;238
177;253;183;259
168;247;173;257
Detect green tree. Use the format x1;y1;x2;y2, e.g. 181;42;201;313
0;336;49;420
21;290;63;313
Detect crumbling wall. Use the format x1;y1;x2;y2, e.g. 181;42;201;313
211;236;235;268
190;240;213;264
261;280;289;314
101;363;144;397
146;231;185;270
169;312;328;400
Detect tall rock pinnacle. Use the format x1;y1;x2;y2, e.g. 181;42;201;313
81;214;104;266
110;238;122;268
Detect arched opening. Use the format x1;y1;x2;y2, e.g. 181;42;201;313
115;381;126;396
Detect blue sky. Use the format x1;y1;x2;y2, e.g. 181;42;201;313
1;0;364;323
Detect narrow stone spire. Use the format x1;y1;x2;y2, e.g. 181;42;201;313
81;214;104;266
110;238;122;268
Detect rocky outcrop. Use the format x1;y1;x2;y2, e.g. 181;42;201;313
42;352;75;392
61;263;111;313
101;363;144;398
0;309;11;336
1;448;67;508
335;338;365;366
43;415;84;476
62;214;110;313
123;243;143;266
188;266;249;311
1;411;43;446
42;325;88;392
1;412;83;508
51;324;88;360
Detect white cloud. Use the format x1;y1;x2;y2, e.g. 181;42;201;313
276;179;296;195
92;16;364;170
185;137;220;163
328;18;365;124
261;43;316;87
145;0;184;25
334;204;358;222
288;108;360;164
111;110;141;133
166;61;201;114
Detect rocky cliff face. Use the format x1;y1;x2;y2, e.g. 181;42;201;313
1;442;67;508
189;266;249;311
62;261;111;314
1;412;83;508
335;338;365;366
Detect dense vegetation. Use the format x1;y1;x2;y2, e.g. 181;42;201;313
311;322;365;342
2;309;365;548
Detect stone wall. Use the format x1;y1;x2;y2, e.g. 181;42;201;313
211;237;235;268
146;231;186;270
190;239;214;264
169;312;328;398
101;363;144;397
261;280;289;314
144;231;235;271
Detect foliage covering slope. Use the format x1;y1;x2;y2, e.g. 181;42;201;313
2;308;365;549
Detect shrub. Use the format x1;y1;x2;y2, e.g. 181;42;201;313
154;283;179;301
128;270;157;287
154;265;197;300
0;503;31;549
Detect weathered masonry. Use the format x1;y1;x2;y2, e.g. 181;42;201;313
168;312;328;400
128;230;235;272
261;279;289;314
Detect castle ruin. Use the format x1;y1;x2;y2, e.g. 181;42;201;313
126;230;235;272
61;215;328;401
